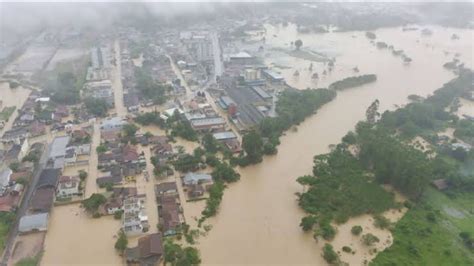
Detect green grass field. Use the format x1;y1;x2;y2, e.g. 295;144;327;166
372;188;474;266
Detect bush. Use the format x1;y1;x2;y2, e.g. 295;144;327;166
362;233;380;246
300;215;317;232
374;215;391;229
322;244;339;264
342;246;352;253
351;225;363;236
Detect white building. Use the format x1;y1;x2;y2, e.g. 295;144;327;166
56;176;80;198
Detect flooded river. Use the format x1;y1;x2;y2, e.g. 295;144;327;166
195;24;473;265
37;24;473;265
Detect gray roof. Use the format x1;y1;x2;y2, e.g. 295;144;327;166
262;69;284;81
36;168;60;189
49;136;70;158
100;117;126;130
212;131;237;141
155;182;178;194
220;96;236;107
191;117;226;127
251;86;272;100
183;173;212;186
19;213;49;233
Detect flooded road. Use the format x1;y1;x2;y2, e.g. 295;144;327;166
196;25;473;265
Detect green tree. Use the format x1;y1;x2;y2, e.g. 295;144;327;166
114;230;128;252
366;99;380;124
202;133;219;154
322;244;338;264
9;162;20;172
362;233;380;246
79;170;88;181
122;124;139;138
351;225;363;236
82;193;106;213
300;215;317;232
242;130;263;164
96;145;107;154
84;97;109;117
211;162;240;183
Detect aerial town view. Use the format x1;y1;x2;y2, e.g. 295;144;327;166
0;2;473;266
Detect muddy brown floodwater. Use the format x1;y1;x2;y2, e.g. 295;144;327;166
195;24;473;265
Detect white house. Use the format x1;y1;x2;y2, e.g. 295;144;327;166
56;176;80;198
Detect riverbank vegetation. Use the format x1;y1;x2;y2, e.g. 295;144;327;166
296;69;474;264
239;88;336;165
328;74;377;91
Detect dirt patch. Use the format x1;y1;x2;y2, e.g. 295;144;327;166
9;232;45;266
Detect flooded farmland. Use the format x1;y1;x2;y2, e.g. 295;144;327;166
195;24;473;265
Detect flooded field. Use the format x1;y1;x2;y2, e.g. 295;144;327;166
46;48;87;71
196;24;473;265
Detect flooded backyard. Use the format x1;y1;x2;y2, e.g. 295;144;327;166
195;24;473;265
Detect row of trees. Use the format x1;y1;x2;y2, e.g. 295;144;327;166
239;88;337;165
328;74;377;91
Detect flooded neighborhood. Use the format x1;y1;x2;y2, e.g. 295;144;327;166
0;2;473;266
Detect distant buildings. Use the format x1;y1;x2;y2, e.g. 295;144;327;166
100;117;127;131
180;31;213;62
190;117;226;132
86;46;111;81
83;80;114;107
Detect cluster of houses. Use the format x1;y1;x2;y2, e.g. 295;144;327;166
1;92;69;144
0;138;35;212
154;182;184;237
182;172;214;200
15;125;93;234
96;117;146;187
119;38;182;113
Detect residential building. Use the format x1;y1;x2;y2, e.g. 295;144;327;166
125;233;163;265
158;195;182;236
83;80;114;107
182;173;213;186
154;182;178;198
56;176;80;198
123;196;149;236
